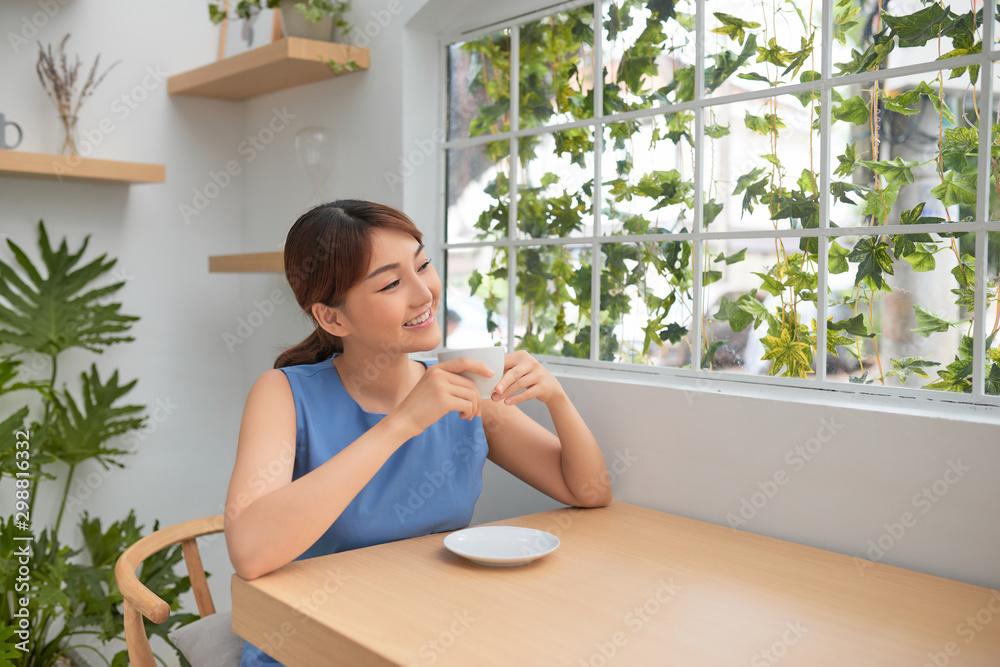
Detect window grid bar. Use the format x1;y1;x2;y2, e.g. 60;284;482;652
690;0;706;372
507;26;520;354
816;0;834;383
442;219;1000;250
972;2;996;398
441;51;1000;153
590;0;603;362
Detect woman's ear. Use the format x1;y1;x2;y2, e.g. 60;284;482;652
311;302;350;338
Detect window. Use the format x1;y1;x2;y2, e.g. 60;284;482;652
441;0;1000;405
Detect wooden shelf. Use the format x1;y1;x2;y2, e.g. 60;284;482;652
168;37;369;100
0;150;165;184
209;251;283;273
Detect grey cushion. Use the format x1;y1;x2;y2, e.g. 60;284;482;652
167;610;244;667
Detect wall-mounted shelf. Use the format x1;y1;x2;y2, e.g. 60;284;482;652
0;150;165;184
168;37;370;100
209;252;283;273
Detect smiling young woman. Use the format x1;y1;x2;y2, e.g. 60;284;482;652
224;200;611;667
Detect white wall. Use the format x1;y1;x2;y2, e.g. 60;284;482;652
0;1;247;663
1;0;998;664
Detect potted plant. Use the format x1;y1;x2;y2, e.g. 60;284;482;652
209;0;352;43
0;222;196;666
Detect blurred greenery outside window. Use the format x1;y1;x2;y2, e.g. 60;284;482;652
442;0;1000;405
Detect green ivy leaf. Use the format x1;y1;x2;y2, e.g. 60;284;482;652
848;237;894;291
711;12;761;45
658;322;687;343
930;171;977;208
713;248;747;265
703;269;722;285
833;0;861;45
714;294;755;333
829;313;874;338
761;328;813;378
752;272;785;297
828;240;851;274
882;3;955;47
912;305;959;338
834;143;859;178
887;356;939;383
832;94;870;125
703;199;724;227
835;32;895;75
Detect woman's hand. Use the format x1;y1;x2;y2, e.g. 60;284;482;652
491;350;565;406
389;358;494;436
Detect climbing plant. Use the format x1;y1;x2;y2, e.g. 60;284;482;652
445;0;1000;397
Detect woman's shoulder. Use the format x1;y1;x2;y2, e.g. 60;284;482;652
277;357;338;378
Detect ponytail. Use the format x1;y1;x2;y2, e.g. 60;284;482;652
274;328;342;369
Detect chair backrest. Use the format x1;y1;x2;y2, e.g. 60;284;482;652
114;515;225;667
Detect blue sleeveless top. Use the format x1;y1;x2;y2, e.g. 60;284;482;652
240;357;489;667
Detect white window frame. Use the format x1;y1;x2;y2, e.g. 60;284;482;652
437;0;1000;411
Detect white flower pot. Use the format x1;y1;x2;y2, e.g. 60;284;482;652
280;3;334;41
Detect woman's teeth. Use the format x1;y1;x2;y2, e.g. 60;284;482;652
404;310;430;327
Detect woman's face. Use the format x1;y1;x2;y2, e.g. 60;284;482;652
337;228;442;354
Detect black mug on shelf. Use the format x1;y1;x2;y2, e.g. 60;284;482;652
1;113;23;150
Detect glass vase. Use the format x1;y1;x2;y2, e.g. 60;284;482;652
59;114;79;157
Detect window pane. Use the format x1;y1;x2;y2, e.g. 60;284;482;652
706;93;820;232
518;6;595;129
836;0;984;78
601;116;695;235
445;247;509;349
826;232;978;391
706;0;820;94
602;0;696;111
446;141;511;244
601;241;693;366
448;30;510;141
830;67;980;229
514;245;592;359
991;63;1000;222
702;238;818;379
518;128;595;239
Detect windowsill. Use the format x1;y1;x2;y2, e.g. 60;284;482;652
540;357;1000;426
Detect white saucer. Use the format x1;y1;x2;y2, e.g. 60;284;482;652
444;526;560;567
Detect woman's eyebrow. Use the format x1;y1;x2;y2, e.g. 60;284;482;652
365;244;425;281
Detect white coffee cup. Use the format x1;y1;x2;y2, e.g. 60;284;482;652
437;346;506;398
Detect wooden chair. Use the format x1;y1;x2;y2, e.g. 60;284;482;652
114;515;225;667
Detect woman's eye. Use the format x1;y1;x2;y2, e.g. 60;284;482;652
418;260;431;271
379;280;400;292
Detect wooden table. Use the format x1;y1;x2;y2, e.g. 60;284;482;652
231;501;1000;666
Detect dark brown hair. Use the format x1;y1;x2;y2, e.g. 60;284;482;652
275;200;423;369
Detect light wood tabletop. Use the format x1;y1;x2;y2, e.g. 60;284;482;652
231;501;1000;666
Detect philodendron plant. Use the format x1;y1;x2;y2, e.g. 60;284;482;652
0;222;197;667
